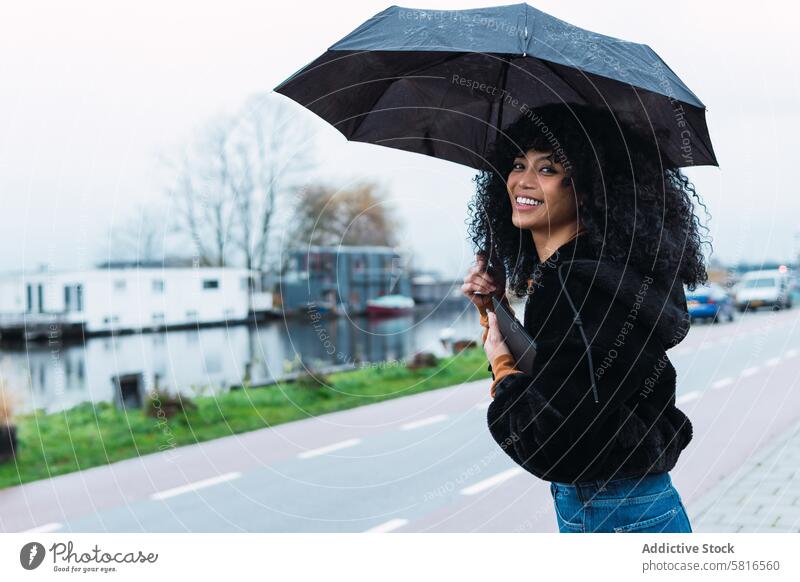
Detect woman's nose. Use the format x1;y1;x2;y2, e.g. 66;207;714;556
518;170;539;191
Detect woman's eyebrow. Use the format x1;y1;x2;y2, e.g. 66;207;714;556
514;154;555;162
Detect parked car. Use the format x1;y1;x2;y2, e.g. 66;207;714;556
734;269;793;312
684;283;735;323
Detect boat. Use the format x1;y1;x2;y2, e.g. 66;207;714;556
366;294;415;316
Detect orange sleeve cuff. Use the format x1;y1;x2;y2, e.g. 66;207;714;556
478;296;516;346
476;296;514;328
476;296;522;397
489;353;523;398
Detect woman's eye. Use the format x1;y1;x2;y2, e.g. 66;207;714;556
540;165;556;174
512;162;525;170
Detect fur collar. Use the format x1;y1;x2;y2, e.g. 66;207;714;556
548;233;691;350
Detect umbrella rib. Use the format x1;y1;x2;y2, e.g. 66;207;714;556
348;51;468;141
532;57;594;106
486;56;512;158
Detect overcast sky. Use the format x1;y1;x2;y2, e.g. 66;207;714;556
1;0;798;279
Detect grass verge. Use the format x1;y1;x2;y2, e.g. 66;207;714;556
0;348;490;489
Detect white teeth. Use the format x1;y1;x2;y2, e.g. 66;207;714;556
516;196;543;206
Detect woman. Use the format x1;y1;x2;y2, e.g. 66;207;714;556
462;104;710;533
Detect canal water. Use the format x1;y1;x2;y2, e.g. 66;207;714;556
0;299;499;413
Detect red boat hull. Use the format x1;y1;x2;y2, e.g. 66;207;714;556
366;305;414;316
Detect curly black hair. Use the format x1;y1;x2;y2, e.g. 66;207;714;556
467;103;711;298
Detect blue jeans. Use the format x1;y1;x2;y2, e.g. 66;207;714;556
549;472;693;533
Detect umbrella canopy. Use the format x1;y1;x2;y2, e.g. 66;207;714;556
274;3;717;170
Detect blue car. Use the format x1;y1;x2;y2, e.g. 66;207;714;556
684;283;735;323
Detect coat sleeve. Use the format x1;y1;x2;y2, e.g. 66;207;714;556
486;287;663;479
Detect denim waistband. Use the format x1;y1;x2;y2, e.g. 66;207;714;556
551;472;672;503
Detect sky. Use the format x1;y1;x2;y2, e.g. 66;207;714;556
1;0;799;279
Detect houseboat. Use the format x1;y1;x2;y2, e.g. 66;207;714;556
0;263;273;340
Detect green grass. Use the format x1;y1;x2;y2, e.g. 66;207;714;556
0;348;490;489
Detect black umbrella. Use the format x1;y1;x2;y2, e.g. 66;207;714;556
274;3;716;170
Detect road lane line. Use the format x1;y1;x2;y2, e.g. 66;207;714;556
474;400;492;410
766;357;781;367
740;366;760;377
150;472;241;501
297;438;361;459
400;414;448;431
676;391;702;405
364;518;409;533
22;522;63;533
712;377;734;390
786;349;799;358
460;468;525;496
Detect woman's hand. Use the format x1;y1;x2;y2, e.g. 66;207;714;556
462;252;505;311
483;311;512;362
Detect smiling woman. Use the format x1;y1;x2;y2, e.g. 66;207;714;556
463;103;711;533
468;103;711;297
506;148;582;264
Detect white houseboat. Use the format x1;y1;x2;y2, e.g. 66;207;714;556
0;265;273;339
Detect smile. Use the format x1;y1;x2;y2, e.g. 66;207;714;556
514;196;544;210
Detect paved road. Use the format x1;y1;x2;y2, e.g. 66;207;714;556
2;307;799;533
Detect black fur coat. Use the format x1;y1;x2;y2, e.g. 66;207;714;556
486;232;694;484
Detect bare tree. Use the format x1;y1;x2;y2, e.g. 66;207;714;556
165;94;312;275
165;117;237;267
231;94;310;273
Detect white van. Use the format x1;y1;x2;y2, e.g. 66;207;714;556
734;269;793;312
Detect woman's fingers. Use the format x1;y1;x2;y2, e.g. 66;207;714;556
477;253;507;289
463;281;495;296
473;280;495;293
464;268;497;291
463;254;501;303
462;269;497;290
462;283;493;300
474;272;497;290
472;255;503;292
484;311;499;351
487;311;499;343
484;311;511;361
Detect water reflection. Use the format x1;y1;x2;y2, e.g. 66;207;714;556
0;301;488;413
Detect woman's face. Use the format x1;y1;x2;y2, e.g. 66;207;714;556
506;149;578;233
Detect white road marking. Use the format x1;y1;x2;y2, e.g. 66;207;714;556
741;367;760;377
766;357;781;367
699;341;714;350
712;377;734;390
297;438;361;459
400;414;448;431
460;468;525;496
786;349;799;359
676;391;702;405
364;518;409;533
22;522;62;533
150;472;241;501
474;400;492;410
